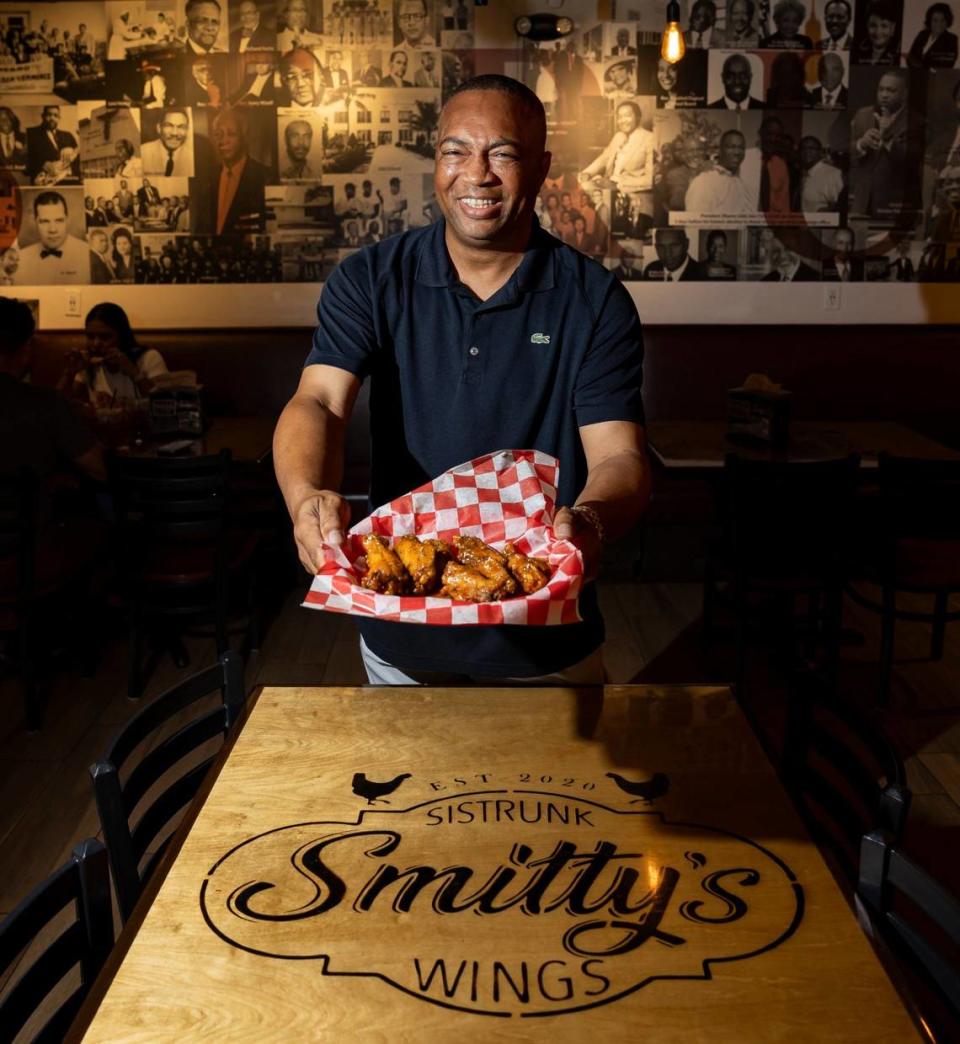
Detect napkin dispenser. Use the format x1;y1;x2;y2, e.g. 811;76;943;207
148;373;204;437
727;375;791;447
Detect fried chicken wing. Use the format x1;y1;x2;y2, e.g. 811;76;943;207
439;560;505;603
452;535;518;599
360;534;410;595
394;535;453;595
503;543;552;594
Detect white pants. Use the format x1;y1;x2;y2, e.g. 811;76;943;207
359;637;606;686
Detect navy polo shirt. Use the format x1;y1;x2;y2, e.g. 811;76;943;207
304;217;645;676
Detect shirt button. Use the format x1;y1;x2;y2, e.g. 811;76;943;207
469;345;479;356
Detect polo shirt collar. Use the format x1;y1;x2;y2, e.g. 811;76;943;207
415;217;556;295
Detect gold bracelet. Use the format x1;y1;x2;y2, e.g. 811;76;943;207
571;504;604;543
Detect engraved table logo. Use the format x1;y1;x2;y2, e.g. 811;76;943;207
201;785;803;1018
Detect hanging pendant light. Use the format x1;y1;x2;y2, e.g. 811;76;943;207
661;0;686;63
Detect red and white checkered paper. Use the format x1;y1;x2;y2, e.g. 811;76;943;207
303;449;583;625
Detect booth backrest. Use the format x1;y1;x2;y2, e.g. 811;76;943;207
29;325;960;485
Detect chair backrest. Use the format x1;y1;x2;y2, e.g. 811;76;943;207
877;454;960;543
0;838;113;1043
109;449;232;547
859;830;960;1026
0;468;37;602
783;671;911;884
720;453;861;576
90;650;246;923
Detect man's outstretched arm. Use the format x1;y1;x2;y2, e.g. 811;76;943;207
273;362;362;574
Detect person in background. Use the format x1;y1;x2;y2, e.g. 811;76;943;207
185;0;226;53
687;0;717;47
799;135;845;211
232;0;275;50
704;229;738;278
114;138;142;178
708;52;765;109
277;0;324;51
819;0;854;48
26;105;80;185
888;236;915;278
717;0;760;45
854;0;902;64
16;190;89;285
821;225;864;279
89;229;115;284
761;235;818;279
907;2;958;68
643;227;706;279
112;227;136;282
140;61;167;108
809;52;848;108
0;106;27;169
762;0;814;47
60;303;168;407
0;296;104;487
274;74;649;685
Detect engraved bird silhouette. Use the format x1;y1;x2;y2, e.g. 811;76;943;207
352;771;412;805
606;771;670;804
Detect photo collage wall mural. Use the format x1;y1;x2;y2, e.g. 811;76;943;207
0;0;957;290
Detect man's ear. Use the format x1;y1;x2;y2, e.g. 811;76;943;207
538;149;552;187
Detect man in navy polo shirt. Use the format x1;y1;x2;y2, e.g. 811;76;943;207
274;74;650;683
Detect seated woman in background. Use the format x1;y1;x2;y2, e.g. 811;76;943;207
59;302;168;407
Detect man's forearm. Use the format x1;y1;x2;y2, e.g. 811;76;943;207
273;393;348;519
575;449;651;542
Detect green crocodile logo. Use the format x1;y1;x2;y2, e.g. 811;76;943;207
530;332;551;345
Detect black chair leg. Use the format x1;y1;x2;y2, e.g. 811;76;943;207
127;609;142;701
931;590;948;661
701;561;716;649
21;616;43;731
879;585;896;708
734;581;748;700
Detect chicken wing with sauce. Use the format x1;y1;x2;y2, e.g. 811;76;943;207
394;535;453;595
360;534;409;595
439;560;506;603
452;535;518;599
503;543;552;594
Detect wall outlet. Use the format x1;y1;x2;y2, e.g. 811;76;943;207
823;285;841;310
65;290;82;317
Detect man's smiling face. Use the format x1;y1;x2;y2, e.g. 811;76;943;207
435;89;549;251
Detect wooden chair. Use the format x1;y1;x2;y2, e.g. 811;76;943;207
89;651;246;923
0;838;113;1042
846;454;960;706
782;670;910;885
109;450;259;699
702;453;861;696
859;831;960;1038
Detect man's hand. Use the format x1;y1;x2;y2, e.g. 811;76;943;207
554;506;603;581
292;489;351;574
858;127;882;153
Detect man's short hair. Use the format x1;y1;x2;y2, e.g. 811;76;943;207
707;229;728;246
161;106;189;122
825;0;852;15
41;104;60;116
0;296;35;355
186;0;221;16
443;74;547;151
34;190;67;217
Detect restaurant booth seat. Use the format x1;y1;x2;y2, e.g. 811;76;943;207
782;670;911;887
109;450;260;700
90;651;246;924
845;454;960;707
701;453;861;697
858;830;960;1041
0;469;104;731
0;838;113;1042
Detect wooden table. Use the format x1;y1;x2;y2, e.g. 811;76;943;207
647;420;959;475
74;685;917;1042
